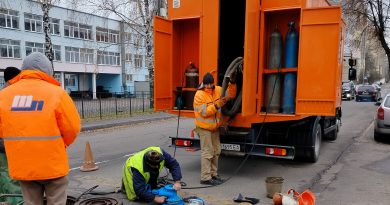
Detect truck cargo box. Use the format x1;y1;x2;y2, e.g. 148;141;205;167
154;0;344;128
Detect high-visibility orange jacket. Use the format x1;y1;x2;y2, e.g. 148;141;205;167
193;83;236;131
0;70;81;180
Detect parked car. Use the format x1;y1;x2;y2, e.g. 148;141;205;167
342;81;355;100
375;94;390;141
355;85;381;102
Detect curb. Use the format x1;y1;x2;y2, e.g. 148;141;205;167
81;116;176;132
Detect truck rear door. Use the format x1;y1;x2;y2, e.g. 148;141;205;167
296;7;342;116
154;16;173;111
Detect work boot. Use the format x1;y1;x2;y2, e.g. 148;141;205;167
200;178;221;186
212;175;223;183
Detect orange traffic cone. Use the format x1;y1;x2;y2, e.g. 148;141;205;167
80;141;99;172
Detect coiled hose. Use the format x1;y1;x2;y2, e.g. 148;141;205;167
221;57;243;117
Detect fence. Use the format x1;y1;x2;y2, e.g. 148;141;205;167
72;92;152;120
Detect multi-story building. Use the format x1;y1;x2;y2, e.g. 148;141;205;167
0;0;148;97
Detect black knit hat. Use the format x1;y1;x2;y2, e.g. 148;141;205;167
4;67;21;82
202;72;214;84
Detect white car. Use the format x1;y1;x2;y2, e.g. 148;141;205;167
374;94;390;141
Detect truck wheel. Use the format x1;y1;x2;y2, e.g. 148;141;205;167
306;120;322;162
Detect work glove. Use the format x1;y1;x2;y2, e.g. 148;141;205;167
214;96;229;109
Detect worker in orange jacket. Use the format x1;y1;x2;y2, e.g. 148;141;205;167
193;72;236;185
0;52;81;205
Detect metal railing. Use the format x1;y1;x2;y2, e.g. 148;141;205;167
71;91;152;120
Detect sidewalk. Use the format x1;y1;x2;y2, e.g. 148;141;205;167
81;112;176;132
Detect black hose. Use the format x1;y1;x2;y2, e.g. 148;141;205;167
221;57;243;117
75;185;99;202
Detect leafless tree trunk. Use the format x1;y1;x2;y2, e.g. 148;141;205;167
40;0;55;70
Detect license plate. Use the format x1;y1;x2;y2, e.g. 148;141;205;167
221;143;240;151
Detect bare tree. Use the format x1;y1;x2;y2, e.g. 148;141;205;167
38;0;56;69
343;0;390;79
78;0;166;107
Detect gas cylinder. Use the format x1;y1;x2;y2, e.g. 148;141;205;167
185;62;199;88
284;21;299;68
283;21;299;114
265;26;282;113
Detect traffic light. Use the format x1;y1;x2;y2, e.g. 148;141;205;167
348;58;357;67
348;68;356;81
348;58;357;81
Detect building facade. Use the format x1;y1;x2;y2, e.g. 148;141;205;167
0;0;148;97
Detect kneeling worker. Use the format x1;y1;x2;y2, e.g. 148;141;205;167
122;146;182;203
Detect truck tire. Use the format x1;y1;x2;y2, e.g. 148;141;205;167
305;118;322;162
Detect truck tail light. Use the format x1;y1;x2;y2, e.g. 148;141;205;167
175;139;192;147
378;107;384;120
266;147;287;156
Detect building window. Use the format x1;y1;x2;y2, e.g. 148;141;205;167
125;53;132;62
96;27;119;43
133;34;144;47
97;51;120;66
26;42;59;61
0;38;20;58
124;33;131;44
54;73;61;82
109;30;119;43
126;74;132;82
0;78;5;88
96;27;108;42
0;8;19;29
80;48;94;64
65;47;93;64
134;54;142;68
53;45;61;61
64;21;92;40
24;13;42;33
25;41;44;56
65;46;80;63
51;18;60;35
65;74;76;86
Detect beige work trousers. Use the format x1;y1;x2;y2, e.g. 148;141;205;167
197;127;221;181
20;176;68;205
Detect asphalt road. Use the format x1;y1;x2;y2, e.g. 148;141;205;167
67;86;390;205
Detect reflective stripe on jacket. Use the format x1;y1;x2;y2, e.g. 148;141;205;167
122;146;165;201
0;70;81;180
193;83;236;131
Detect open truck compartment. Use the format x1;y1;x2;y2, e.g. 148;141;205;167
155;0;344;162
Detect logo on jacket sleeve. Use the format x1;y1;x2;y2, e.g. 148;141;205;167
11;95;44;111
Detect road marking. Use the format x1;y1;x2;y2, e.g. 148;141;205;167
69;153;135;172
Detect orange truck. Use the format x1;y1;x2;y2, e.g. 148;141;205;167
154;0;344;162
